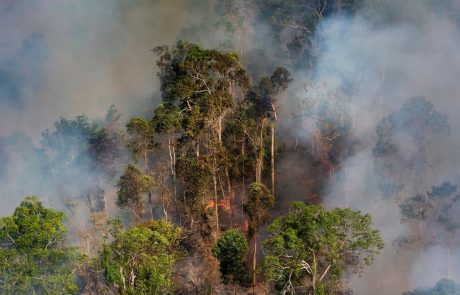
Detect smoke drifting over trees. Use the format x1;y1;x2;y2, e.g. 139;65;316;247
1;0;460;294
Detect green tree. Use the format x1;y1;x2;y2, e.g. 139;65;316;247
403;279;460;295
126;117;157;171
101;220;182;295
244;182;275;292
212;229;249;286
0;196;81;295
154;40;249;146
151;103;182;178
262;202;384;294
89;105;127;180
116;164;155;221
267;67;292;195
399;182;460;278
153;41;250;227
255;0;355;62
373;96;450;197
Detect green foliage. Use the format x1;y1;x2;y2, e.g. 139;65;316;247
262;202;384;294
175;157;210;214
212;229;249;285
116;164;155;219
102;220;182;295
126;117;158;167
247;67;292;121
153;40;249;140
0;196;66;250
151;103;182;134
0;196;82;295
245;182;275;238
403;279;460;295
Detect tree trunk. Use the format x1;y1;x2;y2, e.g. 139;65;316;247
144;150;148;171
149;192;154;220
255;120;265;182
242;138;246;216
418;221;425;246
252;236;257;294
345;160;349;208
255;158;262;183
161;181;168;222
271;123;275;196
168;137;174;176
225;167;234;223
213;173;219;233
218;115;223;143
311;252;317;295
447;244;452;279
172;139;178;221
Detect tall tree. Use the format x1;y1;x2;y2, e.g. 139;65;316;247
102;220;182;295
255;0;354;63
239;67;291;187
151;103;183;219
244;182;275;292
212;229;249;286
262;202;384;294
153;41;249;227
154;40;249;146
0;196;82;295
373;96;450;198
116;164;155;221
126;117;157;171
403;279;460;295
267;67;292;195
151;103;182;181
399;182;460;278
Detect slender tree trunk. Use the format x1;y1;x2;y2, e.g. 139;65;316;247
213;172;219;233
255;159;262;183
255;120;265;182
447;243;452;279
271;123;275;196
172;139;178;221
418;221;425;246
144;150;148;171
168;137;174;176
149;192;154;220
311;252;317;295
135;202;143;223
242;138;246;216
225;167;234;223
252;236;257;294
345;159;349;208
161;177;168;222
218;115;223;143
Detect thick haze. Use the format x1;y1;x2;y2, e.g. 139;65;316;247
0;0;193;215
295;1;460;293
0;0;188;137
1;0;460;294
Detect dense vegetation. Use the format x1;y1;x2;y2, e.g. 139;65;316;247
2;0;460;294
